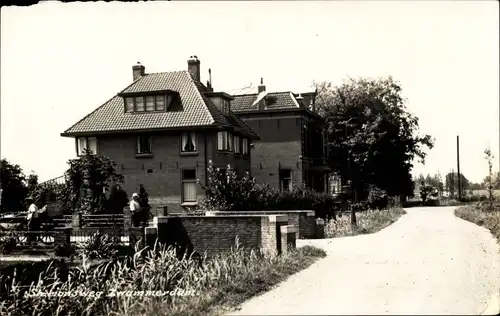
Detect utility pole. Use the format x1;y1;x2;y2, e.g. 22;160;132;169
457;135;462;201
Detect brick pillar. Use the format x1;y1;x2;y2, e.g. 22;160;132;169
153;216;169;244
53;227;71;252
261;215;288;257
280;225;296;254
315;218;325;239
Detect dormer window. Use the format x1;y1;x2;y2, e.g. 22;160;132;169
124;95;170;113
220;98;230;114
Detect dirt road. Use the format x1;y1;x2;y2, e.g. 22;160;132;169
229;206;500;315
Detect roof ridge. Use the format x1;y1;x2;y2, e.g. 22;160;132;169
188;72;217;125
143;70;188;76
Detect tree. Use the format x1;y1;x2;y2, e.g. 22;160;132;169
64;149;124;214
484;148;498;209
0;159;28;213
445;172;470;198
315;77;434;205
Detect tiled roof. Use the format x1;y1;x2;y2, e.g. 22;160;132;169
62;71;257;139
230;91;300;112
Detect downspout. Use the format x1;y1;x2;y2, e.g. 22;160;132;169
204;133;209;192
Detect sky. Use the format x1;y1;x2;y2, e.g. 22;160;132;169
1;1;499;184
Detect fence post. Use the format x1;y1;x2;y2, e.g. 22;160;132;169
53;227;71;254
315;218;325;239
123;206;131;237
71;213;82;230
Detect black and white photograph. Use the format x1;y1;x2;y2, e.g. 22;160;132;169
0;1;499;315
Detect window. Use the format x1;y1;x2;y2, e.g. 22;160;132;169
227;133;233;152
135;96;145;112
242;138;249;155
279;169;292;192
181;132;197;153
136;135;152;155
182;169;197;203
234;135;241;154
77;137;97;156
145;96;155;111
155;95;166;111
124;95;169;112
217;131;233;151
220;98;230;114
125;97;134;113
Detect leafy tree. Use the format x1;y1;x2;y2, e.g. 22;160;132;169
419;182;435;203
107;184;128;214
484;148;498;209
445;172;470;198
315;77;434;204
0;159;28;213
26;173;39;200
64;149;124;214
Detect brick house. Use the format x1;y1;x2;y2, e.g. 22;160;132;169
61;56;259;212
231;79;335;193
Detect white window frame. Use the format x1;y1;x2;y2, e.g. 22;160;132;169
136;135;152;155
181;132;197;153
182;169;197;203
234;135;241;154
242;138;249;155
217;131;229;151
124;95;169;113
77;137;97;156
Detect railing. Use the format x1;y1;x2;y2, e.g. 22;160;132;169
0;230;56;248
39;175;65;186
71;229;129;244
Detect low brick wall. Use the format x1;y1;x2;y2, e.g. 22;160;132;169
149;214;289;258
205;210;317;239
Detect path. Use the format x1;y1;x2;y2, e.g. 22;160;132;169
229;206;500;315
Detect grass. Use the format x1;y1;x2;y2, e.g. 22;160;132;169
454;203;500;242
325;207;407;238
0;242;326;316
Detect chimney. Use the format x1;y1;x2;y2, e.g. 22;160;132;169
132;62;145;81
258;78;266;93
296;93;304;107
187;55;201;82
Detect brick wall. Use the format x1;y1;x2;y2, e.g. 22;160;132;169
97;130;250;213
205;210;317;239
151;214;288;258
241;115;303;189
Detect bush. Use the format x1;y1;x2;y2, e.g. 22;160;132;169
76;231;119;260
367;186;388;210
199;162;338;219
0;232;18;255
54;243;74;257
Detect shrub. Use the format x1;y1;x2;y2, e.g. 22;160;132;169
367;186;388;210
54;243;74;257
199;162;338;219
76;231;119;260
0;232;18;255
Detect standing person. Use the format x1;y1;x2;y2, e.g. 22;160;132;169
26;196;39;243
129;193;141;227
